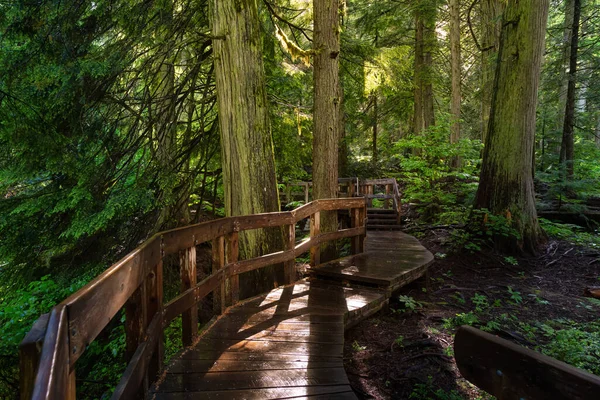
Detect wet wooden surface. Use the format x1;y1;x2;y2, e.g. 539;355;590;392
311;231;434;290
151;280;386;399
151;231;433;399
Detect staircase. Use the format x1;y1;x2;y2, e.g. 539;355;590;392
366;208;402;230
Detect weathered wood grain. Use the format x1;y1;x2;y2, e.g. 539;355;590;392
19;313;49;400
455;325;600;400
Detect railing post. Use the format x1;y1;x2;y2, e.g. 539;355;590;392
180;245;198;346
212;235;226;314
226;232;239;306
125;284;147;398
284;224;296;284
19;313;49;400
304;184;309;204
351;208;360;255
310;211;321;266
145;259;163;383
367;185;373;207
358;205;366;252
385;184;390;209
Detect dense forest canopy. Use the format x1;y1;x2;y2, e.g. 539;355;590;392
1;0;599;398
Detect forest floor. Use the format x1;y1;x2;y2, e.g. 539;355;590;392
343;229;600;399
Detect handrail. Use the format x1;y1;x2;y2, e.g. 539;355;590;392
361;178;402;222
280;177;361;204
20;197;367;400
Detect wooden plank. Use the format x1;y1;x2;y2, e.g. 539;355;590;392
227;232;240;306
155;367;349;392
294;237;312;256
124;284;147;398
111;313;162;400
152;385;355;399
284;224;296;284
291;202;320;222
454;325;600;400
361;178;395;185
64;236;160;365
310;212;320;266
19;313;49;400
179;246;198;346
212;236;225;314
234;212;294;231
188;339;344;358
163;269;225;326
166;358;343;373
32;306;70;400
231;249;295;276
162;219;232;255
145;260;163;384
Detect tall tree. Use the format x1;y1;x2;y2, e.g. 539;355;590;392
313;0;341;260
480;0;504;143
449;0;461;157
474;0;549;253
210;0;284;295
559;0;581;179
413;0;437;134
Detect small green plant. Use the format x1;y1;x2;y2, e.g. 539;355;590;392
504;256;518;266
541;321;600;375
398;295;423;313
394;335;405;347
471;293;489;312
443;312;479;329
507;286;522;304
409;376;464;400
352;340;366;352
482;320;501;332
450;292;466;305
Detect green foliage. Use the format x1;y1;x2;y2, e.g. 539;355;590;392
541;321;600;376
507;287;523;305
0;274;92;397
443;312;479;329
409;377;464;400
397;295;423;313
392;117;482;225
471;293;489;313
539;219;600;249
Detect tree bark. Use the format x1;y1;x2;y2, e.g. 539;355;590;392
449;0;461;167
413;1;436;135
313;0;340;261
557;0;575;134
559;0;580;179
372;92;378;165
473;0;549;254
210;0;284;297
480;0;504;144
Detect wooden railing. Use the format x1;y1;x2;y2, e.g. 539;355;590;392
455;326;600;399
360;178;402;221
19;198;367;400
279;177;361;205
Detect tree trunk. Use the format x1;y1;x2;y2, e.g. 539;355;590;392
413;1;436;135
473;0;549;254
372;93;378;165
449;0;461;167
210;0;284;297
557;0;575;134
480;0;504;143
313;0;340;262
559;0;580;179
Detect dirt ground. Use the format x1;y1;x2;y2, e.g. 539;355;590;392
343;229;600;399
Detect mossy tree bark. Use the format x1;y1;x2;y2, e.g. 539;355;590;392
559;0;580;179
480;0;504;143
313;0;340;261
449;0;461;145
210;0;284;297
473;0;549;254
413;0;436;135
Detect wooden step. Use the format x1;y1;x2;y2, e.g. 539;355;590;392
366;208;397;214
366;225;403;230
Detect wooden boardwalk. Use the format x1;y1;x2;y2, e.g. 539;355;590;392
151;231;433;399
